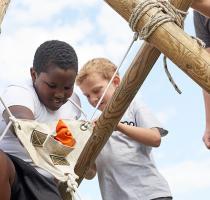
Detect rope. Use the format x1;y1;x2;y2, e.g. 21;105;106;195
129;0;187;94
129;0;187;39
191;36;206;48
68;98;88;120
162;36;206;94
89;32;139;121
66;172;82;200
163;56;182;94
0;96;20;141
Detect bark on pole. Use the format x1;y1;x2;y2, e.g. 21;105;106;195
75;0;203;183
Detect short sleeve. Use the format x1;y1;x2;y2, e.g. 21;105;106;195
133;101;168;137
1;85;35;114
193;11;210;48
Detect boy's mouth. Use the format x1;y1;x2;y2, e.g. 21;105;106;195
53;99;65;108
98;101;105;110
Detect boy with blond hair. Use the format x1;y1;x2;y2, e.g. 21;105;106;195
76;58;172;200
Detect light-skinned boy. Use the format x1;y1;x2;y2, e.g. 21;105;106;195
0;40;81;200
76;58;172;200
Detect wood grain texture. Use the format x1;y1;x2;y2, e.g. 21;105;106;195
74;42;160;183
104;0;210;92
75;0;198;183
0;0;10;27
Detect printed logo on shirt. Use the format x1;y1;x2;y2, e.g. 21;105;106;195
121;121;136;126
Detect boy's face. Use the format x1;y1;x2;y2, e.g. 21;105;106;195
79;72;120;111
31;64;77;111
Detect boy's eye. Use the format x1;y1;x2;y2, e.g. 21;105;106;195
93;88;101;94
64;86;73;90
45;82;56;89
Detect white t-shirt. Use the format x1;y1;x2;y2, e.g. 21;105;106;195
0;79;81;177
96;100;172;200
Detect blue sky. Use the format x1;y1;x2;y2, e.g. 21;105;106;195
0;1;210;200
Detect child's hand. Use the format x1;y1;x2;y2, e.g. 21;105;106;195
84;163;96;180
115;122;123;131
203;129;210;149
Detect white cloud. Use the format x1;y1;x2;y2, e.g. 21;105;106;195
161;159;210;193
6;0;98;25
0;0;136;81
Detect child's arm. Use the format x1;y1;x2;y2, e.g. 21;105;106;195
116;122;161;147
191;0;210;17
203;90;210;149
84;163;97;180
2;105;34;124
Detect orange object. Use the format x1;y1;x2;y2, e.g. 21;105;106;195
54;120;76;147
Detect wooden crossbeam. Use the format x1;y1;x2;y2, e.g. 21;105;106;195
75;0;197;183
105;0;210;92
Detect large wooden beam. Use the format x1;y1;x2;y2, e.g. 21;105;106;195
0;0;10;28
105;0;210;93
75;0;193;182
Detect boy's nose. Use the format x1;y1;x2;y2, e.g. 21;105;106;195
54;91;65;99
91;96;100;107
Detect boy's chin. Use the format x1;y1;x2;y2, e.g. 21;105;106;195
98;105;105;112
47;104;62;111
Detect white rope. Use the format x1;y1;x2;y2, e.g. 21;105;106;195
0;96;13;117
68;98;88;120
0;120;12;141
89;32;139;121
66;173;82;200
0;96;19;141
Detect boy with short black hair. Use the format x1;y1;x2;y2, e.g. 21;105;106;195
0;40;80;200
76;57;172;200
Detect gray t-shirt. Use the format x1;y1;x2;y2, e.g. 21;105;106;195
96;100;171;200
194;11;210;47
0;79;81;177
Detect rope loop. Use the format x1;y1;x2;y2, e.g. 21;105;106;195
129;0;187;40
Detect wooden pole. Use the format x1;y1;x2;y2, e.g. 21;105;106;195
75;0;194;182
0;0;10;28
104;0;210;93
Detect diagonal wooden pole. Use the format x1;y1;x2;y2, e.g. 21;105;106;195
75;0;195;183
0;0;10;29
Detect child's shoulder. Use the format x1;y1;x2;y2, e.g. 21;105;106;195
5;78;33;92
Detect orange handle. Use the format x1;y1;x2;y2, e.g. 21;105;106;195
54;120;76;147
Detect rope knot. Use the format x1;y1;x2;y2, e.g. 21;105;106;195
66;172;81;200
129;0;187;40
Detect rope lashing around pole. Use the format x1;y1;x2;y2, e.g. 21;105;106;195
129;0;188;94
129;0;187;40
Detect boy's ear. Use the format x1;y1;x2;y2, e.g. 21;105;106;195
30;67;37;82
113;75;120;87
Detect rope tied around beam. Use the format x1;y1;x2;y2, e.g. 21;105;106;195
129;0;188;94
129;0;187;40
